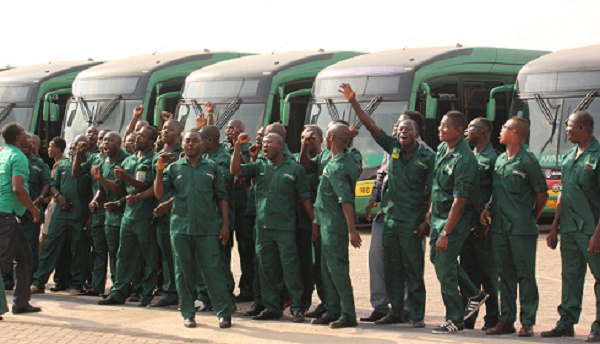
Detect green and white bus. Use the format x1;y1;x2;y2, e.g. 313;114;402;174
177;50;362;151
510;45;600;213
307;46;548;218
63;51;246;141
0;60;102;156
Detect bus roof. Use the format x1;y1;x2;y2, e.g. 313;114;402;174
0;60;101;86
521;45;600;73
186;50;340;80
75;51;234;79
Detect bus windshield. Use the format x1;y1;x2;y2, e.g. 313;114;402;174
0;107;34;149
72;77;140;98
63;99;141;142
178;102;266;142
0;86;31;103
309;100;407;165
314;74;409;100
183;79;263;100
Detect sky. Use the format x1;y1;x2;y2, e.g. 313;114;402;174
2;0;599;67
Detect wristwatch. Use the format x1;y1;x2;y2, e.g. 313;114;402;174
53;191;60;198
440;229;449;237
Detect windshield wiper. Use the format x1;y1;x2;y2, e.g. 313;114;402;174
534;94;561;154
191;100;203;117
216;98;241;129
0;103;15;126
573;90;598;113
325;99;339;121
95;95;122;124
78;97;94;124
352;95;382;129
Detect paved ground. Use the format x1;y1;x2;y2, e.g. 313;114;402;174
0;226;596;344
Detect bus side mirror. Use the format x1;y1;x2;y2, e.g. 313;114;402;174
281;89;312;126
425;95;437;119
50;103;60;122
486;98;497;120
154;91;181;126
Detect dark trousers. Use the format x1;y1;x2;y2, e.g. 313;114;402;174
0;214;33;308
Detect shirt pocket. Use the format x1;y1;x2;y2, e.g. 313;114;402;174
578;163;597;189
437;162;454;190
277;173;296;194
506;173;527;194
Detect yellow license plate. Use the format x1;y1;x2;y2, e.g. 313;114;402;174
355;180;375;197
547;200;557;209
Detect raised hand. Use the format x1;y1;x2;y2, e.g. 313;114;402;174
196;113;207;129
76;141;88;155
133;105;144;118
249;144;260;161
161;111;174;122
338;83;356;102
205;102;214;113
237;133;250;145
349;126;359;138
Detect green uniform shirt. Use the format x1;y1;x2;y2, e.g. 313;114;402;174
222;141;251;208
294;152;319;230
122;149;156;221
152;143;183;203
313;148;363;179
314;150;358;235
51;157;92;221
0;144;29;216
374;131;435;229
491;145;547;235
88;152;106;221
204;145;235;230
475;143;499;212
241;155;311;231
163;157;228;235
22;153;51;221
430;139;479;231
100;150;130;226
558;137;600;235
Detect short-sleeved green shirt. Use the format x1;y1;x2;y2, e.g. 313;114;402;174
314;150;359;235
374;131;435;230
152;143;183;203
100;150;130;226
294;152;319;230
491;145;547;236
475;143;499;211
312;148;363;180
86;152;106;223
122;149;156;221
163;157;228;236
204;145;235;230
51;157;92;221
21;154;51;221
557;138;600;235
241;155;311;231
430;139;479;231
0;145;29;216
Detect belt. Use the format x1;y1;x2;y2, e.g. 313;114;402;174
0;211;15;217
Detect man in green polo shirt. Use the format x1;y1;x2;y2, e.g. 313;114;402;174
155;129;234;329
98;126;158;306
339;82;435;328
482;116;547;337
541;111;600;342
461;117;499;330
231;132;314;323
0;123;42;318
31;134;92;296
427;111;486;334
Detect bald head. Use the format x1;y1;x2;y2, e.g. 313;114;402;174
135;120;149;132
228;120;245;132
509;116;530;139
571;111;594;133
198;125;220;143
265;123;287;141
74;134;90;144
327;123;351;144
164;119;182;133
105;131;122;144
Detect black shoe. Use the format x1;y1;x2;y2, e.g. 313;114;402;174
305;306;326;319
148;299;178;308
127;295;141;303
311;314;337;325
81;290;101;297
98;295;123;305
234;294;253;303
587;330;600;342
360;309;387;322
292;311;305;323
482;323;496;331
375;314;404;325
464;290;489;320
242;304;266;316
11;304;42;314
541;326;574;337
219;316;232;328
252;309;281;320
49;284;68;292
4;284;14;291
184;317;196;328
330;317;358;329
139;299;151;307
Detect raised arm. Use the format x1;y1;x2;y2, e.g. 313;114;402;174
338;83;382;137
125;105;144;138
230;133;249;176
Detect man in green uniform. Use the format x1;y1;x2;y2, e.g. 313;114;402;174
31;134;92;295
461;118;499;330
0;123;42;317
541;111;600;342
231;132;314;322
310;123;361;329
155;129;233;329
98;126;159;306
427;111;486;334
481;117;547;337
339;83;435;327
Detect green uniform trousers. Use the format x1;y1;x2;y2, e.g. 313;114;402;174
256;228;304;315
156;215;177;303
235;206;255;299
383;218;426;321
104;224;120;286
493;233;539;325
297;227;314;311
32;217;86;290
196;235;235;305
321;230;356;321
247;215;263;306
312;241;326;309
90;222;108;294
460;231;499;327
172;234;234;319
0;278;7;314
557;231;600;332
430;222;480;323
110;218;158;302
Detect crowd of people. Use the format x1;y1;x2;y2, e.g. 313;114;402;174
0;82;599;341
